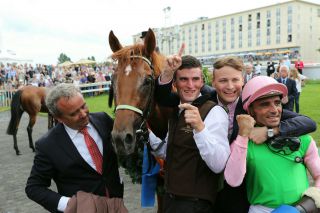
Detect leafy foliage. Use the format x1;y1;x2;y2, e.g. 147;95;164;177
87;56;96;61
202;67;213;86
57;53;71;64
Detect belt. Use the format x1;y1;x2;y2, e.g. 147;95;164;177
167;193;200;202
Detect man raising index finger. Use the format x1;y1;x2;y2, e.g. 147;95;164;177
149;55;230;213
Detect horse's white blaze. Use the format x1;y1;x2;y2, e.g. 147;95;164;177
125;65;132;76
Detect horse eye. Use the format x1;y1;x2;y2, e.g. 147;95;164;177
143;78;152;86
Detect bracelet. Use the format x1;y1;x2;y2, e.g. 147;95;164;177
295;204;307;213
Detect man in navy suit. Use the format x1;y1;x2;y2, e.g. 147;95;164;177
277;65;298;111
25;83;123;213
243;63;257;85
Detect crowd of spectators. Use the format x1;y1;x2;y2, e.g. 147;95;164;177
0;62;114;106
0;62;114;92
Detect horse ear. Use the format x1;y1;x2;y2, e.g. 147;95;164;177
109;30;123;53
143;28;156;57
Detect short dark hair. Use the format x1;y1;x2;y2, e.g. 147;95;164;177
173;55;202;80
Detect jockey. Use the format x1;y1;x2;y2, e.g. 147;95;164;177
224;76;320;213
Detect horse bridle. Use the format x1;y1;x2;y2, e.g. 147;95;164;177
115;55;155;124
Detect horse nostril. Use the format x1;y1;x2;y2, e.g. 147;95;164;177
124;134;133;145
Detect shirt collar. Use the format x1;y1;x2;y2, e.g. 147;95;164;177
63;123;94;140
178;94;202;113
217;96;239;112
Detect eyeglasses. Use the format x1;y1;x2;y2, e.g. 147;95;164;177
267;136;301;155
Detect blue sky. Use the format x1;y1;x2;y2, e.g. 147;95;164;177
1;0;319;64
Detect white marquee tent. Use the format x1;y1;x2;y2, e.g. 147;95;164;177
0;49;33;64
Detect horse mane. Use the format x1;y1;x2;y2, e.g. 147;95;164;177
111;43;164;77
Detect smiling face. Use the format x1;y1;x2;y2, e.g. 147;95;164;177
249;95;282;128
212;66;244;105
56;93;90;130
173;67;204;104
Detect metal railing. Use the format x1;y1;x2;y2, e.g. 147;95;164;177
0;81;111;108
78;81;111;94
0;89;15;107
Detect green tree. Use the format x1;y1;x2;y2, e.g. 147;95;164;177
87;56;96;61
57;53;71;64
202;67;213;86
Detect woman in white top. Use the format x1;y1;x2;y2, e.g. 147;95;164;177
290;67;307;113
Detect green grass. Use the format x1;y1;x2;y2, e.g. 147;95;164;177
299;84;320;143
84;94;115;117
0;106;9;112
305;79;320;84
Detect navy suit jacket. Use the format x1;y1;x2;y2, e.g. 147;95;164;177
26;112;123;213
277;77;298;100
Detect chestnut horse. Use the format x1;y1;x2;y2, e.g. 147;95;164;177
109;29;172;212
6;85;55;155
108;29;170;155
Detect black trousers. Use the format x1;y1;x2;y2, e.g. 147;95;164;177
164;193;214;213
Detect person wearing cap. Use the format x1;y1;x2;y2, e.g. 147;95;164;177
138;30;161;53
155;55;317;213
224;76;320;213
135;31;148;44
140;31;147;39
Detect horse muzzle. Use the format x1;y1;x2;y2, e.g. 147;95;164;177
111;130;136;156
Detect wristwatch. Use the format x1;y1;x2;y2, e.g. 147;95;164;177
267;128;274;138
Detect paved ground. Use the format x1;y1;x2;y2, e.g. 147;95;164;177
0;111;157;213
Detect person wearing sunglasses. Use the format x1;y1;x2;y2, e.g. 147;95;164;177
224;76;320;213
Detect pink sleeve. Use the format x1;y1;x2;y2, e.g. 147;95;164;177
304;139;320;188
224;135;248;187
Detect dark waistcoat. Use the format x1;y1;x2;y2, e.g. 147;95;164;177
165;95;222;205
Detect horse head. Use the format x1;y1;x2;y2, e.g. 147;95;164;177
108;29;164;156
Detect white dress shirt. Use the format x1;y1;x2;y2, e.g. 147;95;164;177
149;105;230;173
57;123;103;212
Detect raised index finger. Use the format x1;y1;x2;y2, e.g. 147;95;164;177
177;43;185;57
178;103;196;110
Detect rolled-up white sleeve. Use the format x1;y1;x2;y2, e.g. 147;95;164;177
193;105;230;173
149;131;168;158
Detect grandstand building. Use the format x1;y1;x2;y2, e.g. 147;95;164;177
133;0;320;63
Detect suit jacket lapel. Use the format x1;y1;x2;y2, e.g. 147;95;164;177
54;123;99;174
